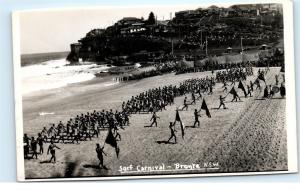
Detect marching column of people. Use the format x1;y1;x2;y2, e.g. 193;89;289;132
23;65;285;167
22;66;250;160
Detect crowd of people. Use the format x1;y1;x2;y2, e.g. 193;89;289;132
23;108;129;161
117;53;283;83
215;66;253;83
23;69;219;161
23;61;285;169
122;76;217;114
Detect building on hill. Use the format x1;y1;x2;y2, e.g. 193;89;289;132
70;43;81;54
175;10;192;18
219;7;237;17
86;29;105;37
229;4;258;17
117;17;143;26
207;5;221;14
67;4;283;64
120;25;146;34
116;18;146;35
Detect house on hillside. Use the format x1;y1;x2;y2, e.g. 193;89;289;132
70;43;81;54
86;29;105;37
220;7;237;17
117;17;143;26
118;18;146;35
207;5;220;14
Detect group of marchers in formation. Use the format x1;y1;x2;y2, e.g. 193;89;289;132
23;61;285;170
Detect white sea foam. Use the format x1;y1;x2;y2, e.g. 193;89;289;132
22;59;110;95
103;82;120;87
39;112;55;116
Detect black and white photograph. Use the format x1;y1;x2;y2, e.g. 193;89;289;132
13;0;297;181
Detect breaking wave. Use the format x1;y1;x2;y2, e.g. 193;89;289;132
22;59;109;95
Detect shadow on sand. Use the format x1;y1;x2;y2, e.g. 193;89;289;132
228;100;243;103
83;164;109;170
156;140;176;144
144;125;161;128
255;98;266;100
255;97;285;101
210;107;228;110
39;160;52;164
271;97;285;99
185;125;198;128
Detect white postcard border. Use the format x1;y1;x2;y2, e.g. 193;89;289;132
12;0;298;181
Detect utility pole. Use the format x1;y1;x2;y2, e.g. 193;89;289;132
205;36;208;57
172;39;174;55
260;15;263;39
241;37;243;54
200;29;203;47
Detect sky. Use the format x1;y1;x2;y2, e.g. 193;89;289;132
18;4;238;55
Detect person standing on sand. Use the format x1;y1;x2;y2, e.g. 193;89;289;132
182;96;188;110
123;112;130;126
92;123;99;138
223;81;228;92
72;124;79;144
231;92;241;102
41;127;47;139
218;95;227;109
263;86;269;99
190;92;196;105
37;133;44;154
193;109;201;127
31;137;38;159
280;83;286;98
255;79;261;91
96;143;107;169
247;85;252;97
150;111;159;127
196;87;202;99
23;134;30;159
167;122;177;144
47;141;60;163
250;81;254;92
208;83;213;95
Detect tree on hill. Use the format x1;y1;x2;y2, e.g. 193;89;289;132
147;12;156;25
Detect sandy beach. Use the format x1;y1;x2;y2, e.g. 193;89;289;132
22;67;287;179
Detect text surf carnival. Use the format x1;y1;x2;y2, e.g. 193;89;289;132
119;162;219;174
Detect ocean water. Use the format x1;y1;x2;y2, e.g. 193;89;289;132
21;52;69;67
21;58;110;95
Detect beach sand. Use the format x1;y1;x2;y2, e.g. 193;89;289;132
22;68;287;179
